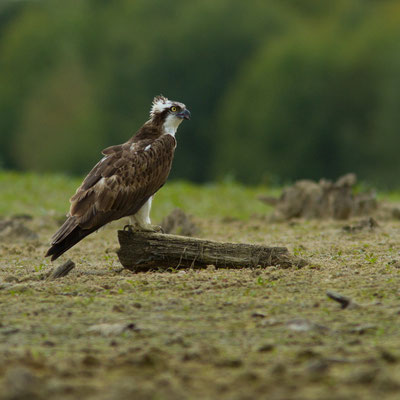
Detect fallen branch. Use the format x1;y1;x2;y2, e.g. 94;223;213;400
326;291;351;309
326;290;360;309
47;259;75;280
117;231;307;272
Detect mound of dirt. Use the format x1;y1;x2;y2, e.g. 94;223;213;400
160;208;198;236
260;173;377;220
342;217;379;233
0;217;39;241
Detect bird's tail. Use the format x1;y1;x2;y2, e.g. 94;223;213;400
45;218;94;261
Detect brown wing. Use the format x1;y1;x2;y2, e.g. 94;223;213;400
50;135;176;244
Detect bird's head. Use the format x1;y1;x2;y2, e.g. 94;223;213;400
150;95;191;136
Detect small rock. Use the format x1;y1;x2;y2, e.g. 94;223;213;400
134;347;169;367
3;367;40;399
6;284;29;293
379;348;398;364
3;276;19;283
349;324;377;335
260;318;280;327
88;322;137;337
348;339;362;346
118;282;133;291
215;359;243;368
391;208;400;220
112;304;125;313
306;359;330;374
238;371;259;382
377;377;400;392
388;260;400;269
0;283;14;290
348;368;379;384
342;217;378;233
251;311;266;318
286;319;327;332
271;363;286;375
102;284;112;290
82;355;101;367
297;349;319;360
258;343;275;352
0;327;20;335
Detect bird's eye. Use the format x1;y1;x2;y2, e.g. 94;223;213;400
170;106;177;112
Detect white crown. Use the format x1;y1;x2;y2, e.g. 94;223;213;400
150;95;173;117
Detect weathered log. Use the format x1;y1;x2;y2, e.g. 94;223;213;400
117;230;307;272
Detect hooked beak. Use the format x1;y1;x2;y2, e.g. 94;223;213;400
177;109;191;120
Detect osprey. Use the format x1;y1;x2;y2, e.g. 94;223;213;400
46;95;190;261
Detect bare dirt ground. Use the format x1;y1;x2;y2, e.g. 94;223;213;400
1;211;400;400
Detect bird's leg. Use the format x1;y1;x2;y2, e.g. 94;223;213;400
129;197;165;233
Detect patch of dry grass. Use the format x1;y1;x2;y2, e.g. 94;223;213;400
1;172;400;399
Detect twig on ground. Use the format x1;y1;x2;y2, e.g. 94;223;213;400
326;290;358;309
48;260;75;280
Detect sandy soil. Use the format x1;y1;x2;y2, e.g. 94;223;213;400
1;213;400;400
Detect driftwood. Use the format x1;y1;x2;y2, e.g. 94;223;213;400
117;231;307;272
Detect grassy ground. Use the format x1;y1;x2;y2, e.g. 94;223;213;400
1;172;400;400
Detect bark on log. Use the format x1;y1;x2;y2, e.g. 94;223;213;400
117;230;307;272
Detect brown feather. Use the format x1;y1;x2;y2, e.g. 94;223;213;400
50;216;78;244
54;131;176;239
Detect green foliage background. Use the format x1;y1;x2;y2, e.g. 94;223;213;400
1;0;400;186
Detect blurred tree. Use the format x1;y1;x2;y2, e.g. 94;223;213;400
215;0;400;187
0;1;24;40
13;54;104;173
80;0;289;181
0;0;288;179
1;0;400;187
0;1;92;169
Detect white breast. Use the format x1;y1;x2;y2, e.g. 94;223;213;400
162;114;183;137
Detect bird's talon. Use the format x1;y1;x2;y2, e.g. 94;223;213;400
149;225;164;233
150;224;164;233
136;224;164;233
123;224;135;233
